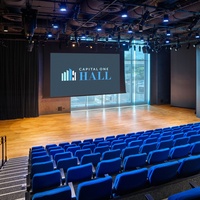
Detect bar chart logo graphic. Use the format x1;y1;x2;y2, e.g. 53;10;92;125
61;68;76;81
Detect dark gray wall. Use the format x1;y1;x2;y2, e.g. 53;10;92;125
171;44;196;109
150;49;171;104
196;45;200;117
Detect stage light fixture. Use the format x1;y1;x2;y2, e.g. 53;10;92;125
3;26;8;32
47;32;53;38
166;29;171;36
96;24;102;31
165;38;170;44
121;8;128;18
59;2;67;12
195;33;200;39
128;27;133;33
108;34;112;40
163;14;169;23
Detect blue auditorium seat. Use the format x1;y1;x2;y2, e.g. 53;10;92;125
83;138;93;143
31;146;45;152
56;157;78;173
45;144;57;152
157;135;171;142
31;155;51;165
94;145;110;156
101;149;121;160
93;137;104;145
190;141;200;155
58;142;70;149
96;157;121;177
169;144;191;159
111;139;124;145
177;155;200;177
156;139;173;149
82;143;96;152
111;142;126;151
143;137;157;144
168;187;200;200
97;141;111;147
187;135;200;144
148;161;180;185
80;152;101;167
32;185;71;200
123;153;147;171
139;142;157;154
49;148;64;158
171;133;184;140
71;140;82;145
66;163;93;183
32;169;61;193
184;130;198;137
54;152;72;164
67;146;81;155
79;142;90;148
76;176;112;200
124;137;137;145
113;168;148;196
173;137;189;147
121;146;140;159
31;151;47;159
74;148;91;161
147;148;170;164
64;144;76;151
128;140;143;147
116;134;126;139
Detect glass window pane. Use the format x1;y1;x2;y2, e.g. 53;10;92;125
88;95;102;107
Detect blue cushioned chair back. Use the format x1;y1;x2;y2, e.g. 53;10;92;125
113;168;148;195
71;140;81;145
124;137;137;145
111;139;124;145
79;142;90;148
76;176;112;200
96;157;121;177
156;139;173;149
49;148;64;158
184;130;197;137
177;155;200;177
171;133;184;140
102;149;121;160
31;155;51;165
148;161;180;185
54;152;72;164
83;138;93;143
111;142;126;151
116;134;125;139
66;163;93;183
143;137;157;144
74;148;91;161
80;152;101;166
58;142;70;148
190;141;200;155
32;169;61;193
128;140;143;147
121;146;140;159
31;146;45;153
173;137;188;147
57;157;78;172
31;160;54;178
97;141;111;147
32;185;71;200
46;144;57;152
158;135;171;142
123;153;147;171
31;151;47;159
161;131;172;136
188;135;200;144
139;142;157;154
64;144;76;151
147;148;170;164
67;146;81;155
168;187;200;200
169;144;191;159
149;133;160;138
82;144;96;152
94;146;110;156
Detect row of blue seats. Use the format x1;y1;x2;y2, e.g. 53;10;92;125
26;153;200;200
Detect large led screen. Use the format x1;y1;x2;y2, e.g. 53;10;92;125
50;53;125;97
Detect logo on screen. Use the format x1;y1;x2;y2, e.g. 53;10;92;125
61;68;76;81
61;67;112;82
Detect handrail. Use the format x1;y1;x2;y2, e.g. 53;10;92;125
0;136;7;169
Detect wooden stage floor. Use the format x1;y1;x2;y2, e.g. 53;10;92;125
0;104;199;159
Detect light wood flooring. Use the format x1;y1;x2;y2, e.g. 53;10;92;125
0;104;199;159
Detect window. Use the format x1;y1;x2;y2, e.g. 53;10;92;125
71;43;149;110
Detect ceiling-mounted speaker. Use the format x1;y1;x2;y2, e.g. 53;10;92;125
21;6;37;39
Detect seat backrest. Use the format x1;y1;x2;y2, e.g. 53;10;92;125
173;137;188;147
46;144;57;152
177;155;200;177
168;187;200;200
32;169;61;193
124;137;137;145
32;185;71;200
169;144;191;159
171;133;184;140
111;139;124;145
113;168;148;195
31;160;54;178
156;139;173;150
187;135;200;144
148;161;180;185
58;142;70;149
82;144;96;152
96;157;121;177
111;142;126;151
143;137;157;144
94;145;110;156
190;141;200;155
139;142;157;154
31;155;51;165
49;149;65;158
184;130;198;137
97;141;111;147
128;140;143;147
54;152;72;164
31;151;47;159
147;148;170;165
79;142;90;148
80;152;101;166
64;144;76;151
158;135;171;142
74;148;91;161
57;157;78;172
71;140;82;146
121;146;140;159
123;153;147;171
67;146;81;155
83;138;93;143
66;163;93;183
76;176;112;200
102;149;121;160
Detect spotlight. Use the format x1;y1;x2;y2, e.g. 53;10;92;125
108;34;112;40
140;37;144;42
81;33;86;39
59;2;67;12
47;32;53;38
187;16;200;31
128;27;133;34
96;24;102;31
121;8;128;18
52;21;59;29
3;26;8;32
195;33;200;39
165;38;170;44
166;29;171;36
163;14;169;23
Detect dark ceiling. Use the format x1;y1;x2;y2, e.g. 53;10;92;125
0;0;200;50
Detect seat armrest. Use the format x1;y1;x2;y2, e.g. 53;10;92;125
145;194;155;200
60;168;65;184
26;173;31;191
25;191;31;200
68;182;76;199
